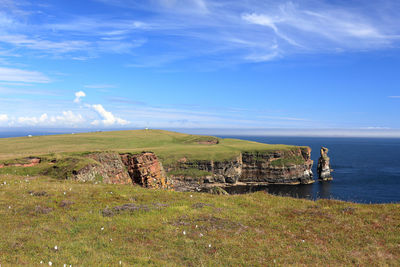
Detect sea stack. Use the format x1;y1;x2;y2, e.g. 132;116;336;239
317;147;333;181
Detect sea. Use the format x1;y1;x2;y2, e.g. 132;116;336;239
219;136;400;204
1;131;399;204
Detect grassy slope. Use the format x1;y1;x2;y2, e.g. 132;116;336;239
0;174;399;266
0;130;301;165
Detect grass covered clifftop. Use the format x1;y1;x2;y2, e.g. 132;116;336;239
0;129;305;165
1;174;399;266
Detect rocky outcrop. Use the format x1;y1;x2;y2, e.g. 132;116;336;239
168;147;314;191
76;152;132;184
317;147;333;181
121;152;169;189
0;157;41;168
75;152;169;189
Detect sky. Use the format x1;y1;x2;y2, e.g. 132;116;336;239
0;0;400;136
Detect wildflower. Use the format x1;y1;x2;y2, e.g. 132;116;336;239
63;192;66;195
8;206;11;209
48;262;52;266
40;261;43;264
119;261;122;265
101;227;104;231
54;245;58;251
199;233;203;237
183;230;186;235
190;195;193;198
301;240;305;243
195;225;198;228
208;244;211;248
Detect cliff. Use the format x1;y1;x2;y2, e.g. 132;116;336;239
168;147;314;191
0;130;317;192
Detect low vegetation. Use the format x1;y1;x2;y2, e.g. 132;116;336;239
1;174;399;266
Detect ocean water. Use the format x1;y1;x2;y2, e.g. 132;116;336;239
219;136;400;204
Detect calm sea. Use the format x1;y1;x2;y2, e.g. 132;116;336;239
219;136;400;204
1;131;399;203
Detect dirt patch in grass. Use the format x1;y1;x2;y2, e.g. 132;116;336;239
35;205;53;214
28;190;48;196
102;202;169;217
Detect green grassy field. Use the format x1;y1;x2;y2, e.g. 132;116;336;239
1;174;399;266
0;130;302;165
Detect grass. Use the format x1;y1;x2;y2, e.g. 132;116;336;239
1;174;399;266
0;130;304;167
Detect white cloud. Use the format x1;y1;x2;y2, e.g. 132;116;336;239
90;104;129;126
18;113;48;125
389;96;400;98
74;91;86;103
0;114;8;123
16;111;85;126
0;67;50;83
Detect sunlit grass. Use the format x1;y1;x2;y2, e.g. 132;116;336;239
1;174;399;266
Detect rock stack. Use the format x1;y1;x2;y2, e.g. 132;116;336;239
317;147;333;181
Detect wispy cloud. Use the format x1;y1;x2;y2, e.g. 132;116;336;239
0;67;50;83
2;0;399;65
389;96;400;98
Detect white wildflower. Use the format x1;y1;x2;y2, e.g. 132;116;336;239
183;230;186;235
199;233;203;237
101;227;104;231
48;262;52;266
208;244;211;248
54;245;58;250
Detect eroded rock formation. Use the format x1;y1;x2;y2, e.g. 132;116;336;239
121;152;169;189
76;152;169;189
317;147;333;181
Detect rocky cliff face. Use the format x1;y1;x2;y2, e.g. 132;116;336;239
240;148;314;184
121;152;168;189
317;147;333;181
76;152;168;189
168;147;314;191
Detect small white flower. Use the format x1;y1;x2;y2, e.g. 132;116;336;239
69;188;72;191
199;233;203;237
190;195;192;198
119;261;122;265
64;264;67;267
8;206;11;209
48;262;52;266
54;245;58;250
63;192;66;195
195;225;198;228
101;227;104;231
110;238;113;241
273;259;276;263
208;244;211;248
183;230;186;235
40;261;43;264
302;240;305;243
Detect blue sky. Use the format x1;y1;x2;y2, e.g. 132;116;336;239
0;0;400;136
